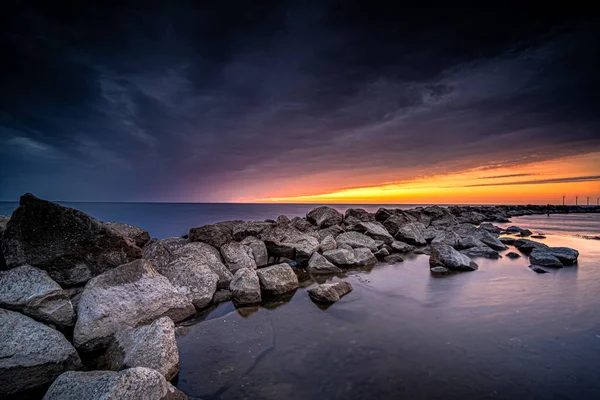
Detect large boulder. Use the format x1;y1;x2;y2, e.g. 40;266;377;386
322;248;357;268
319;234;337;252
529;251;563;268
429;243;478;271
475;231;508;250
344;208;374;222
1;193;142;286
154;256;219;309
256;264;299;295
0;309;82;397
259;225;320;261
457;236;486;250
74;259;195;352
240;237;268;267
307;252;342;275
220;242;256;273
336;231;378;252
0;265;75;329
105;222;150;247
306;206;343;228
43;367;187;400
390;240;415;253
513;239;549;254
142;239;174;270
188;222;233;248
431;231;461;248
355;221;394;244
232;221;271;242
230;268;261;305
101;317;179;381
173;242;233;289
546;247;579;265
0;215;9;236
308;282;353;303
395;222;426;245
479;222;502;235
460;246;500;259
353;248;377;267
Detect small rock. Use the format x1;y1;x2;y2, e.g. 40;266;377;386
529;250;563;268
390;240;415;253
384;254;405;263
308;282;353;303
506;226;524;234
530;265;549;274
307;252;342;275
519;229;533;237
319;234;337;252
530;235;546;239
430;266;450;274
505;252;521;259
230;268;262;305
213;289;232;303
374;248;390;258
256;264;299;295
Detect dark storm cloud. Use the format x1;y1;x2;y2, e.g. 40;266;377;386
1;2;599;201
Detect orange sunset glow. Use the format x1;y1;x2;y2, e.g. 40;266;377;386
254;152;600;204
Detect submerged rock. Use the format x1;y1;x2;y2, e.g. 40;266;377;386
0;265;75;329
306;206;343;228
2;193;142;286
256;264;299;295
429;243;478;271
230;268;261;305
505;252;521;259
0;309;82;397
530;265;549;274
384;254;405;264
529;251;563;268
308;282;353;303
74;259;195;352
220;242;256;273
430;266;450;274
105;221;150;247
307;252;342;275
519;229;533;237
102;317;179;380
43;367;186;400
336;231;378;252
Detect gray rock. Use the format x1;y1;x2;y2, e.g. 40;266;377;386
259;225;320;261
460;246;500;259
213;289;232;303
475;230;508;251
384;254;405;263
308;282;353;303
479;222;501;234
43;367;186;400
323;248;356;267
232;221;272;242
336;231;378;252
2;193;142;287
291;217;315;232
430;266;450;274
142;239;174;270
154;256;219;309
102;317;179;380
529;251;563;268
513;239;549;254
240;237;269;267
317;225;345;241
456;211;487;225
356;221;394;244
499;237;517;245
319;234;337;252
530;265;549;274
0;265;75;329
390;240;415;253
105;222;151;247
188;222;233;248
457;235;486;249
173;242;233;289
344;208;374;222
230;268;261;305
306;206;343;228
276;215;291;225
0;215;9;236
506;226;524;233
395;222;427;245
429;243;478;271
307;252;342;275
374;248;390;258
382;214;412;235
74;259;195;352
338;243;354;252
353;248;377;267
220;242;256;273
0;309;82;397
160;237;188;252
432;231;461;248
519;229;533;237
505;252;521;259
256;264;299;295
530;235;546;239
546;247;579;265
422;226;442;243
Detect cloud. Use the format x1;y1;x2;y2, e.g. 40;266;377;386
463;175;600;187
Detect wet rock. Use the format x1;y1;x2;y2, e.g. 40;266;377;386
395;222;426;245
240;237;269;267
432;231;461;248
547;247;579;265
230;268;261;305
306;206;343;228
475;230;508;251
336;231;378;252
256;264;299;295
213;289;232;303
374;248;390;258
0;265;75;329
529;251;563;268
308;282;353;303
323;248;356;267
102;317;179;380
0;309;82;397
319;234;337;252
220;242;256;273
519;229;533;237
390;240;415;253
506;226;525;234
105;222;150;247
479;222;502;235
530;234;546;239
353;248;377;267
513;239;549;254
506;252;521;259
457;236;485;249
307;252;342;275
460;246;500;259
154;256;219;309
2;193;142;287
355;221;394;244
74;259;195;352
499;237;517;245
429;243;478;271
188;222;233;248
173;242;233;289
430;266;450;274
530;265;549;274
43;367;186;400
384;254;405;263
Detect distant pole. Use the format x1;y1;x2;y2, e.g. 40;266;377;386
562;196;565;206
576;196;578;206
597;197;599;206
587;197;590;206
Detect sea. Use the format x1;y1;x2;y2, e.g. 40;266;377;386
1;202;600;400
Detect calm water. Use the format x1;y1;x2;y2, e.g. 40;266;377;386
2;202;600;399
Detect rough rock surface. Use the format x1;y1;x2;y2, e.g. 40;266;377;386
390;240;415;253
479;222;501;234
513;239;549;254
308;282;353;303
530;265;549;274
2;193;142;286
102;317;179;380
142;239;174;270
353;248;377;267
43;367;186;400
319;234;337;252
259;224;320;261
306;206;343;228
460;246;500;259
323;248;356;268
188;222;233;248
344;208;374;222
307;252;342;275
154;256;219;309
105;222;151;247
240;237;268;267
356;221;394;244
74;259;195;352
336;231;378;252
457;236;486;250
0;265;75;329
256;264;299;295
430;266;450;274
213;289;232;303
395;222;427;245
232;221;271;242
220;242;256;273
429;244;478;271
173;242;233;288
384;254;405;264
506;252;521;259
529;250;564;268
546;247;579;265
432;231;462;248
0;309;82;397
230;268;261;305
374;248;390;258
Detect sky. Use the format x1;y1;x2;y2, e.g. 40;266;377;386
1;2;599;204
